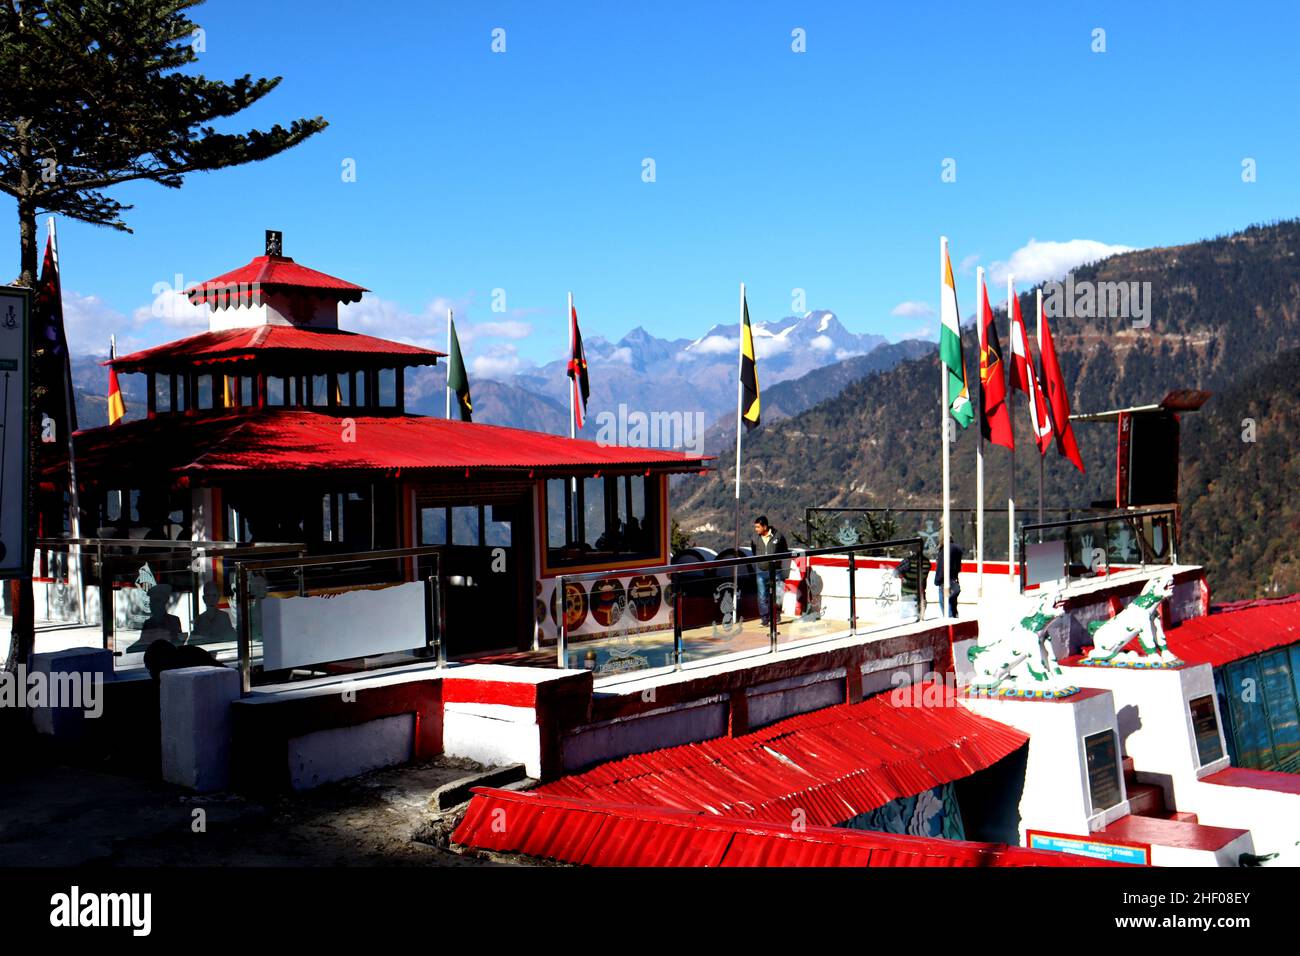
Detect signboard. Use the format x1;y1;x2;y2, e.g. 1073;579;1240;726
1026;829;1149;866
0;287;30;578
1189;694;1224;767
1084;728;1123;814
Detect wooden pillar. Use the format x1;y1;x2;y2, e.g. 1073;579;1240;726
395;367;405;414
146;372;157;418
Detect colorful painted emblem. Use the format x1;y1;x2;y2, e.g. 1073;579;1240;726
590;577;626;628
627;574;662;622
562;581;588;631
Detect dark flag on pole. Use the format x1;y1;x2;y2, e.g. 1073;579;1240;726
567;301;590;430
33;231;77;440
740;293;760;430
446;317;473;422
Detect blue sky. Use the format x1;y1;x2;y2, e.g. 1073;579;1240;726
23;0;1300;375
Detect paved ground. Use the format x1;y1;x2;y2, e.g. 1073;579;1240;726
0;720;532;867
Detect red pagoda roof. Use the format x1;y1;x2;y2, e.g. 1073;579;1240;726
108;326;443;373
67;410;712;485
186;254;367;309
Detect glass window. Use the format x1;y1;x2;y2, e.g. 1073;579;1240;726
312;374;329;407
451;505;480;546
1225;659;1275;770
354;371;368;408
545;475;659;568
196;374;214;410
377;368;397;407
1260;650;1300;771
336;372;352;407
485;505;513;547
267;376;286;406
240;376;253;406
154;375;171;413
421;507;448;545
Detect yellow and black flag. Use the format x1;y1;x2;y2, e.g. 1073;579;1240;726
739;291;760;430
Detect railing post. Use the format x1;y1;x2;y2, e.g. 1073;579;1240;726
768;560;778;653
99;549;113;652
556;575;567;669
672;571;683;671
435;553;446;668
235;562;251;695
847;551;857;634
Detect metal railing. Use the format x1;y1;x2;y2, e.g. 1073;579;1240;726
230;545;445;694
34;537;306;663
1017;506;1179;592
554;537;925;673
803;506;1082;561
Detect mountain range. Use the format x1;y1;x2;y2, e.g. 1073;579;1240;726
672;219;1300;601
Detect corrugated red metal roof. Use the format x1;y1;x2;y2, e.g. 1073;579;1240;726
67;410;712;484
537;694;1029;827
452;788;1125;867
1164;598;1300;667
110;326;441;373
187;255;367;309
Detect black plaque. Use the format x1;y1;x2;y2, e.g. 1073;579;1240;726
1189;694;1225;766
1084;729;1122;813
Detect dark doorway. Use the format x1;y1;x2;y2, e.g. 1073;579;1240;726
417;493;531;657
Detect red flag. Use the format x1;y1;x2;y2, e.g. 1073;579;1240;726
1038;303;1085;472
567;301;590;430
1008;291;1054;456
978;280;1013;449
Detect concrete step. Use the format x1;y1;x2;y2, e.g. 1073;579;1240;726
1126;782;1167;817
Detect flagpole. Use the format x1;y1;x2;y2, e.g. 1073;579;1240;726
1007;275;1017;578
940;237;951;619
1035;287;1045;524
975;266;985;599
445;308;453;420
734;282;745;556
50;218;84;624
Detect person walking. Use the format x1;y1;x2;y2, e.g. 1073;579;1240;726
934;539;965;618
749;515;789;628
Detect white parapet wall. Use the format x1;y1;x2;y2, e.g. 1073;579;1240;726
960;688;1132;841
160;665;242;792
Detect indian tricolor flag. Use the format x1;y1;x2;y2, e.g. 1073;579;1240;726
940;240;974;428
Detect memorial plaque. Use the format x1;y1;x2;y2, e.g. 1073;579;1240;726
1084;728;1122;814
1189;694;1225;766
0;287;30;578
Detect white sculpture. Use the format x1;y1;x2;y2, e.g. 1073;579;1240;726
968;591;1078;699
1082;572;1183;668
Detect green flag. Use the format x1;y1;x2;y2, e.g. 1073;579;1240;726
940;244;974;428
447;317;472;422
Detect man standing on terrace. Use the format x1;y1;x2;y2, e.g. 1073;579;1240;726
750;516;789;629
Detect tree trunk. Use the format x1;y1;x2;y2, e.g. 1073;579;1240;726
5;191;38;673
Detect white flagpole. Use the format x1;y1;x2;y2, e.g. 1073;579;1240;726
445;308;453;420
1007;275;1017;578
734;282;745;554
50;218;84;622
976;266;985;599
940;237;951;619
1036;287;1045;524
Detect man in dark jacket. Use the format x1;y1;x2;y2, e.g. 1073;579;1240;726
933;540;965;618
750;515;789;627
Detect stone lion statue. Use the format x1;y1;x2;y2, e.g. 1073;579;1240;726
1083;572;1182;667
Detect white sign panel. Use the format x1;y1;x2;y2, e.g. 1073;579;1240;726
260;580;428;670
0;287;30;577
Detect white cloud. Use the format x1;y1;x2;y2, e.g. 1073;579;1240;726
61;291;128;355
895;323;938;342
132;288;210;330
990;239;1132;287
810;334;834;352
465;319;532;342
958;254;980;275
471;343;534;380
608;346;634;364
685;334;736;356
891;300;934;318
